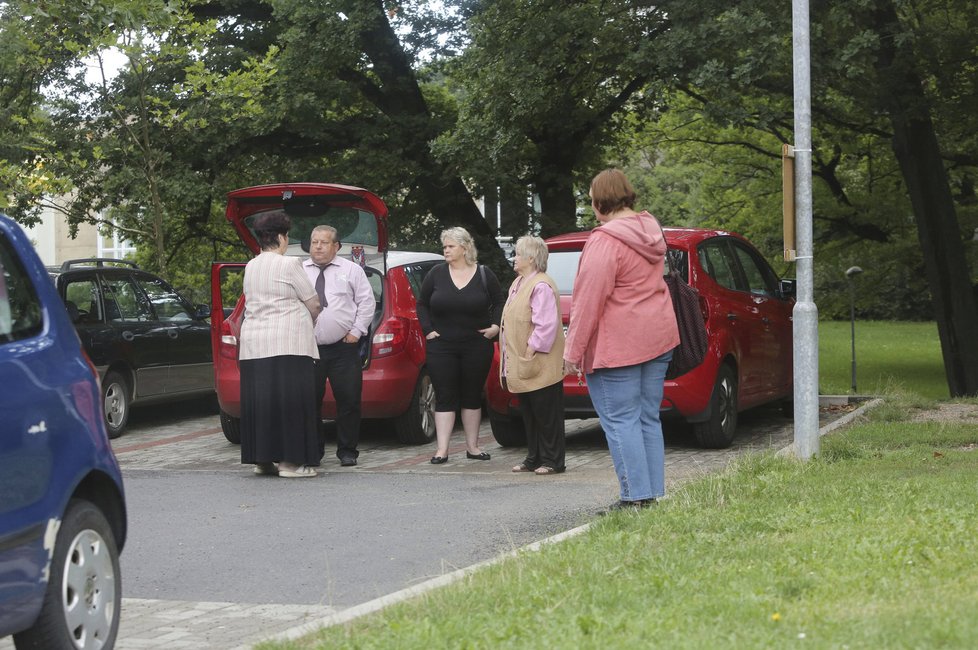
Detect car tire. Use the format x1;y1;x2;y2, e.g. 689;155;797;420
780;397;795;418
13;499;121;650
394;370;436;445
488;410;527;447
220;410;241;444
693;363;738;449
102;371;130;439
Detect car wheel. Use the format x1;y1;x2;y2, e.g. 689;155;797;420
13;499;121;650
488;410;527;447
101;371;130;439
693;364;738;449
220;410;241;444
394;370;436;444
780;397;795;418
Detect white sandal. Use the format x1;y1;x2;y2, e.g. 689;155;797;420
253;462;278;475
279;465;317;478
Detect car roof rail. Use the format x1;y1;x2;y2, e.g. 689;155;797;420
60;258;139;271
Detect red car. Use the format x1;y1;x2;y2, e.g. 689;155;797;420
210;183;443;445
486;228;796;449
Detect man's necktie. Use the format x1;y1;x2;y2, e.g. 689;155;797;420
315;265;328;308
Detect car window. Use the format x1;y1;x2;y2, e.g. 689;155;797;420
731;243;779;296
664;249;683;281
101;274;155;322
698;241;744;291
547;250;582;295
63;277;103;323
246;208;380;248
137;275;194;321
402;262;438;300
547;247;677;293
0;232;43;342
365;268;383;315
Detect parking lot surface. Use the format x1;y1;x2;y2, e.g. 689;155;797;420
1;398;857;650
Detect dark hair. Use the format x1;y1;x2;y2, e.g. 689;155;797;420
589;168;637;216
253;211;291;250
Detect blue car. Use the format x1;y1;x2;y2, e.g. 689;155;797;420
0;214;127;649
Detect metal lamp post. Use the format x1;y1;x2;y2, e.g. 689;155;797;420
845;266;863;393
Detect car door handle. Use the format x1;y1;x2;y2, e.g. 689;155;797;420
726;313;737;321
167;329;178;339
122;331;134;342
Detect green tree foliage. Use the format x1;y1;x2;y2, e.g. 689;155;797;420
623;0;978;394
438;0;668;238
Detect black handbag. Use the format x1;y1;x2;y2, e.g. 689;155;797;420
663;269;708;379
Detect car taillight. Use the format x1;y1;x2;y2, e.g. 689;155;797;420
219;320;238;360
372;316;409;358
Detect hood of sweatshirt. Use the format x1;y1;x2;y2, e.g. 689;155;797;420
592;211;666;264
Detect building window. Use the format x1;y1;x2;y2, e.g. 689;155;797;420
97;222;136;260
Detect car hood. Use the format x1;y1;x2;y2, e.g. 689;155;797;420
225;183;389;258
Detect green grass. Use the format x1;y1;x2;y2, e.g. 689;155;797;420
818;321;946;399
257;321;975;650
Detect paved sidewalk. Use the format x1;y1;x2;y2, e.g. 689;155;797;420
1;399;856;650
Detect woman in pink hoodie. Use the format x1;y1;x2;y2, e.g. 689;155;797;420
564;169;680;512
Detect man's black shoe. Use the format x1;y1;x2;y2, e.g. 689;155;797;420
340;457;357;467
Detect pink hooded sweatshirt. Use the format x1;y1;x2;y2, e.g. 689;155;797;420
564;211;680;374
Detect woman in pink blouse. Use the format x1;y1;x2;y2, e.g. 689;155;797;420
563;169;680;511
500;236;566;475
239;211;322;478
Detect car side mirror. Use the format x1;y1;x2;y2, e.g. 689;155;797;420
194;304;210;320
779;279;796;299
64;300;80;323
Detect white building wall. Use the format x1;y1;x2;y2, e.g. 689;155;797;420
23;203;133;268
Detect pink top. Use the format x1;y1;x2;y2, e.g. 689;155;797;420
500;272;560;376
302;256;375;345
564;212;679;374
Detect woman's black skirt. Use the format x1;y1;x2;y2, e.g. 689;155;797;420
240;355;320;466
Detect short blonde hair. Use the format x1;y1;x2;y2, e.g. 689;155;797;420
441;227;478;265
515;236;549;272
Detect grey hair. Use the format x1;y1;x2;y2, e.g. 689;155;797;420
440;227;478;265
311;224;339;245
515;236;549;272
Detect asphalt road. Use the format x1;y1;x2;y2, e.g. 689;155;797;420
116;397;800;607
3;396;817;649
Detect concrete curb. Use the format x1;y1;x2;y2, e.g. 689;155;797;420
776;396;884;457
259;395;885;647
250;523;592;648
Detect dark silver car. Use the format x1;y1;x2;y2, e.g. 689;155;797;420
52;258;213;438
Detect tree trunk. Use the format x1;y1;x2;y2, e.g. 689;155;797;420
533;138;583;238
873;0;978;396
351;2;509;277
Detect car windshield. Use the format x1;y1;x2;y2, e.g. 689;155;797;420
547;249;680;294
244;207;379;248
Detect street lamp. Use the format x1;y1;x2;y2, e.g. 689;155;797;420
845;266;863;393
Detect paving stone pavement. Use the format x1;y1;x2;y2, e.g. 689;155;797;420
1;397;859;650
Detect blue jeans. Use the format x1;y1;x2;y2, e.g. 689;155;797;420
586;350;672;502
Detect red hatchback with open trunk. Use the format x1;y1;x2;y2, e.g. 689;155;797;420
210;183;442;445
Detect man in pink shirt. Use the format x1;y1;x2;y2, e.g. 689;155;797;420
303;225;376;466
